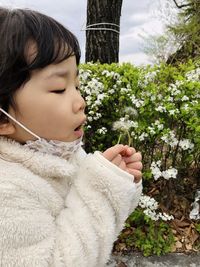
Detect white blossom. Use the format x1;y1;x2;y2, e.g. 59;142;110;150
150;161;162;180
87;116;93;122
102;70;111;77
108;88;115;94
167;96;174;102
97;93;106;101
185;68;200;81
189;190;200;220
179;139;194;150
85;125;91;129
144;209;159;221
97;127;107;135
169;110;176;115
139;194;174;221
168;83;181;96
191;100;198;105
121;87;131;93
158;212;174;221
135;100;144;108
139;195;158;210
85;95;92;105
196;93;200;99
148;126;156;135
155;106;167;113
151;95;156;101
150;161;178;181
79;69;92;81
143;70;158;85
182;103;190;111
181;95;189;101
175;80;184;87
116;80;122;85
88;110;95;115
169;109;179;115
162;168;178;179
102;70;121;80
130;95;144;108
154;120;164;130
161;131;178;147
138;132;148;141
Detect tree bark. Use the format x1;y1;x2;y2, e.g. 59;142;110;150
85;0;123;63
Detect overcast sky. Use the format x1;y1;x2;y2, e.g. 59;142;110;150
0;0;170;65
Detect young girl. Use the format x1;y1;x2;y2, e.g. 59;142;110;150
0;7;143;267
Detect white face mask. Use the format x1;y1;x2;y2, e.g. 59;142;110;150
0;108;83;160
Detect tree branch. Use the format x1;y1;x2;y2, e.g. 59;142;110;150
172;0;191;8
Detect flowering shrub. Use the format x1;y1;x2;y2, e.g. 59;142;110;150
118;208;175;256
79;60;200;255
80;61;199;181
138;194;174;221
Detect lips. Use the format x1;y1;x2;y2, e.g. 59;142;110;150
74;117;87;131
74;125;82;131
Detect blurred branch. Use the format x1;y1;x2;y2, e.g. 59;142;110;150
172;0;191;8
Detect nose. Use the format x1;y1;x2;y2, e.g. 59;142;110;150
73;91;86;113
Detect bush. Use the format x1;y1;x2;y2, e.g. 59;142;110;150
80;61;199;179
79;60;200;255
118;208;175;256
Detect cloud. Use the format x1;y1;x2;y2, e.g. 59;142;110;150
119;52;151;66
119;0;166;65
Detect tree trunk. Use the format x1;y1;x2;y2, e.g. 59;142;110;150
85;0;123;63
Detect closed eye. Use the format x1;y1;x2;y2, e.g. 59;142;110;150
51;89;66;94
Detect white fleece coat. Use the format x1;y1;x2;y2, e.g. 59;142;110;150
0;137;142;267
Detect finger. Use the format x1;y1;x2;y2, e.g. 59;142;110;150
121;146;136;157
124;152;142;163
126;161;143;171
112;155;127;171
102;144;125;161
128;169;142;183
112;154;122;166
119;160;126;171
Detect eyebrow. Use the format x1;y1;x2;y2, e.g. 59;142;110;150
45;69;79;79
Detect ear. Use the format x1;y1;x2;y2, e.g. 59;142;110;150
0;122;16;135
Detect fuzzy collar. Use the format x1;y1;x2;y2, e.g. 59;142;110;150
0;137;82;180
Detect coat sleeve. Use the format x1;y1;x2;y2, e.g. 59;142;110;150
0;152;142;267
55;151;142;266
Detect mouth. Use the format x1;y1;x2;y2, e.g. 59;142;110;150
74;118;87;132
74;125;82;131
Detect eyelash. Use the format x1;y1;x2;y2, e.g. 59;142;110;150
51;86;80;94
51;89;66;94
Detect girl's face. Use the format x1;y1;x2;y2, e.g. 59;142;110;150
7;55;86;143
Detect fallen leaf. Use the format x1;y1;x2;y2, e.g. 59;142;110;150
175;241;183;249
185;243;192;250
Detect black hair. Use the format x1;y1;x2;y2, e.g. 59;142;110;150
0;7;81;122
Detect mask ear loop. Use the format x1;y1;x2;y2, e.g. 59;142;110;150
0;108;41;140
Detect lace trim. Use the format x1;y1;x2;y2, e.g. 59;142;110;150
24;137;83;160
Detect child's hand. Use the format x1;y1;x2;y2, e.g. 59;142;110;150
102;144;142;183
121;145;142;183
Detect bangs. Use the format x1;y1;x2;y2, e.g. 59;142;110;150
0;8;81;73
21;9;81;70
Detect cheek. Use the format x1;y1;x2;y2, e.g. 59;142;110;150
39;101;72;130
14;84;72;130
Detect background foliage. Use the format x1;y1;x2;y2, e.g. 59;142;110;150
79;60;200;256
